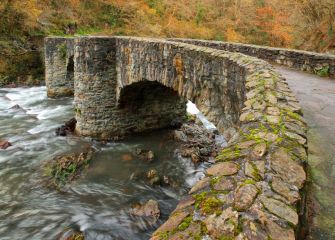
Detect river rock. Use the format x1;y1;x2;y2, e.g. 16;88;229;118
44;147;93;186
0;140;12;149
131;199;160;223
56;117;77;136
146;169;161;185
10;104;21;109
136;148;155;162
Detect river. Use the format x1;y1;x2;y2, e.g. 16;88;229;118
0;87;215;240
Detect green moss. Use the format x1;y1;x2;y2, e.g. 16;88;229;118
177;216;193;231
219;236;234;240
216;147;241;162
199;196;223;215
244;179;256;185
158;231;170;240
210;176;221;186
44;151;93;188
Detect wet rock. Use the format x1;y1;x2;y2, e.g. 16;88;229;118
10;104;21;109
136;148;155;162
130;199;160;225
204;207;238;238
260;196;298;225
56;118;77;136
44;148;93;187
206;162;239;176
234;184;259;211
146;169;161;185
121;153;133;162
0;140;12;149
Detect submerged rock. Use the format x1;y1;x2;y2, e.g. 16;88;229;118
0;140;12;149
136;148;155;162
44;148;93;187
130;199;160;226
56;118;77;136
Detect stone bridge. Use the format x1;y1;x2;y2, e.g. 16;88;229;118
43;36;332;239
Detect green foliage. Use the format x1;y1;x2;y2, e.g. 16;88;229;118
195;3;206;25
315;66;330;77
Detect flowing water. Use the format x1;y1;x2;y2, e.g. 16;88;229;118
0;87;214;240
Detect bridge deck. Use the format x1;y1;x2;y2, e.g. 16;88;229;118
276;66;335;239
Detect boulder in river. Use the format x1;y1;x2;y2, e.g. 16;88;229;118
130;199;160;226
136;148;155;162
56;118;77;136
0;140;12;149
44;147;93;187
146;169;161;185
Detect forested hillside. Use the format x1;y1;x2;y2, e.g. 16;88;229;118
1;0;334;86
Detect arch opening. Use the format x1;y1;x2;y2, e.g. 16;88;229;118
117;80;187;134
66;55;74;84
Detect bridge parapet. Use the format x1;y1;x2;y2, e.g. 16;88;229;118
170;38;335;77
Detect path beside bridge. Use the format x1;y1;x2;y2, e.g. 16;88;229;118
275;66;335;240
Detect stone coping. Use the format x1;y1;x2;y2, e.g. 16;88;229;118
169;38;335;77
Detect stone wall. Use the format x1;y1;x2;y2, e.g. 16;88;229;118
44;37;75;97
45;36;308;239
169;38;335;77
73;37;246;139
148;40;308;240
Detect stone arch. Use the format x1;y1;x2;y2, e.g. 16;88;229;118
116;80;187;134
73;37;246;139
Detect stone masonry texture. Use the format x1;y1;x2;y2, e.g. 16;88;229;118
170;38;335;77
45;36;311;239
45;37;75;97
